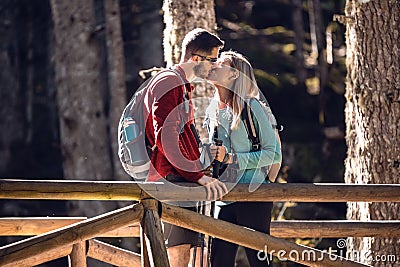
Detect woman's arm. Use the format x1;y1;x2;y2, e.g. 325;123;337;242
235;99;281;170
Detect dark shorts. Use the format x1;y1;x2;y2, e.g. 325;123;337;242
163;205;204;248
163;174;204;248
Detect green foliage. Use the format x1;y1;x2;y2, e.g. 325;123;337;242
254;68;281;88
215;0;347;181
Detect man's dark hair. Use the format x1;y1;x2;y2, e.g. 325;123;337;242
180;28;224;62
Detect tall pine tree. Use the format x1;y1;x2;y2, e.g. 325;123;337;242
344;1;400;265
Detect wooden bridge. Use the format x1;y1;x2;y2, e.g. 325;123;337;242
0;179;399;266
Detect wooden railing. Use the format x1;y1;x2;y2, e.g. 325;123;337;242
1;179;399;267
1;179;399;202
1;218;400;238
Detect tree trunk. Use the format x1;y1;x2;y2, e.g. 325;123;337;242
0;2;27;247
50;0;117;217
344;1;400;266
291;0;306;85
139;0;164;69
163;0;218;140
0;0;24;176
119;0;163;100
103;0;129;181
163;0;217;66
307;0;328;124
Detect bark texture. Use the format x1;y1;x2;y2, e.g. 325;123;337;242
50;0;117;217
0;0;24;176
292;0;306;84
163;0;217;66
104;0;129;181
344;1;400;266
163;0;218;139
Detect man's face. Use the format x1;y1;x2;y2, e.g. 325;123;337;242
193;47;220;79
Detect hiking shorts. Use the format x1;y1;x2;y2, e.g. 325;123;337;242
163;174;204;248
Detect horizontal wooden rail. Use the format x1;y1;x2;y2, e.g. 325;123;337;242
1;179;400;202
0;217;87;236
0;217;141;237
0;204;144;267
1;218;399;238
271;220;400;238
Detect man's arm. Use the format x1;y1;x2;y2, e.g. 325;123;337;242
197;175;228;200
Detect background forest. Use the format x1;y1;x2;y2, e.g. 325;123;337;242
1;0;353;266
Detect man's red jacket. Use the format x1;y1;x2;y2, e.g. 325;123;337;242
144;66;203;182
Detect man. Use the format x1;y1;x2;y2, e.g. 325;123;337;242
144;28;228;267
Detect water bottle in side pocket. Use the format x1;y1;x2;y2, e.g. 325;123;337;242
123;117;139;142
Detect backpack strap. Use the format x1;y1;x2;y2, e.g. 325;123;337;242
241;101;261;151
256;97;284;132
190;123;202;146
167;68;203;146
167;68;190;113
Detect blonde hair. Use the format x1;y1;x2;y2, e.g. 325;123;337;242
221;51;260;130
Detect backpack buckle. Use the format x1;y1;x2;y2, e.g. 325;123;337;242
252;143;260;151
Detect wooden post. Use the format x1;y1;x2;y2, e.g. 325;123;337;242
1;179;400;202
69;242;86;267
161;203;370;267
0;203;144;266
141;224;151;267
141;198;170;267
86;239;141;267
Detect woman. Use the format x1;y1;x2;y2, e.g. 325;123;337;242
205;51;282;267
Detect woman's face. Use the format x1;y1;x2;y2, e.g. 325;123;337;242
207;57;236;87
